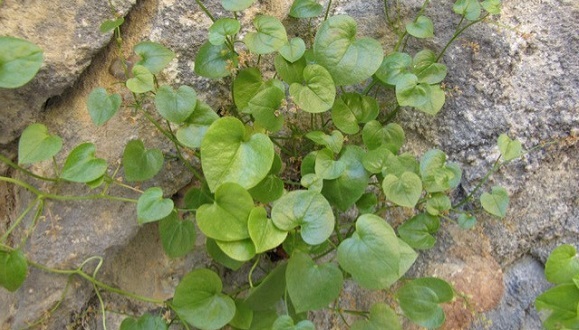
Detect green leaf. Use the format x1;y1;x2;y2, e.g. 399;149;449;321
126;65;154;94
176;101;219;149
244;262;288;311
453;0;482;21
134;41;175;74
275;55;306;87
247;310;279;329
497;134;523;161
338;214;416;289
396;74;445;114
195;41;235;79
18;123;62;164
246;82;285;132
87;87;122;126
420;149;462;193
535;283;579;330
244;15;288;54
271;190;335;245
351;303;401;330
397;277;454;329
412;49;447;84
482;0;501;14
173;269;236;330
0;250;28;292
398;213;440;250
201;117;274;192
545;245;579;285
382;172;422;208
314;15;383;86
457;213;477;229
356;193;378;214
0;36;43;88
137;187;174;224
249;175;284;204
286;251;343;313
234;68;264;110
197;182;253;241
300;173;323;192
362;120;405;153
215;238;256;261
183;185;213;210
362;146;395;174
315;148;346;180
272;316;315;330
209;18;241;45
222;0;256;11
279;38;306;63
230;299;254;330
60;143;107;183
248;207;288;253
155;85;197;124
480;186;509;218
406;16;434;39
99;18;124;33
289;0;323;18
122;139;163;182
375;52;412;86
305;131;344;154
425;193;451;216
120;314;168;330
159;212;196;258
290;64;336;113
206;238;245;271
331;93;379;134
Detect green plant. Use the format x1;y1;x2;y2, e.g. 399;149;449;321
0;0;544;329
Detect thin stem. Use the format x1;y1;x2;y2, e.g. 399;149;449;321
18;199;44;248
452;156;501;209
324;0;333;20
362;78;379;95
248;256;260;288
165;121;205;183
0;154;58;182
109;178;144;194
0;198;39;243
0;176;43;195
194;0;215;22
436;14;489;62
43;193;137;204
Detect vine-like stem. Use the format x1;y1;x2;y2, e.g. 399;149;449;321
452;156;501;209
0;198;39;243
436;14;489;62
194;0;215;22
0;154;58;182
324;0;333;21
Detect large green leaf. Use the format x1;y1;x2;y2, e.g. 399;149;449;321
289;0;323;18
244;262;288;311
279;38;306;63
286;251;343;313
382;172;422;208
480;186;509;218
209;18;241;45
0;250;28;292
274;54;306;85
453;0;482;20
197;183;254;241
122;139;163;182
18;123;62;164
271;190;334;245
338;214;416;289
497;134;523;161
60;143;107;183
362;120;405;153
0;36;43;88
331;93;379;135
350;303;401;330
289;64;336;113
195;41;235;79
545;245;579;285
126;65;154;94
87;87;122;126
134;42;174;74
535;283;579;330
397;277;454;329
176;101;219;149
154;85;197;124
314;15;383;86
412;49;447;84
201;117;274;192
375;52;412;86
159;212;196;258
406;16;434;39
248;207;288;253
172;269;236;330
119;314;168;330
272;316;315;330
137;187;174;224
244;15;288;54
398;213;440;250
222;0;256;11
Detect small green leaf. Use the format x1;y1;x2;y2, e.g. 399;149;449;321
535;283;579;329
420;149;462;192
134;41;175;74
375;52;412;86
453;0;482;20
351;303;401;330
99;18;124;33
159;212;196;258
230;300;254;330
221;0;256;11
286;251;343;313
0;36;43;88
155;85;197;124
183;185;213;210
545;245;579;285
274;54;306;85
480;186;509;218
315;148;347;180
271;190;335;245
244;16;288;54
279;38;306;63
0;250;28;292
248;207;288;253
215;238;256;262
398;213;440;250
331;93;379;134
209;18;241;45
234;68;264;111
137;187;174;224
195;41;235;79
120;313;168;330
300;173;323;192
290;64;336;113
244;262;288;310
176;101;219;149
246;82;285;132
126;65;154;94
425;193;451;216
289;0;323;18
397;277;454;329
87;87;122;126
406;16;434;39
356;193;378;214
362;120;405;153
306;131;344;154
413;49;447;84
249;174;284;204
122;139;164;182
498;134;523;161
18;123;62;164
362;146;395;174
272;316;315;330
382;172;422;208
457;213;477;229
482;0;501;14
206;238;244;271
60;143;107;183
173;269;236;330
314;15;383;86
396;74;445;114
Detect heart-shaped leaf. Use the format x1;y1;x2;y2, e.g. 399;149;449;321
306;131;344;154
209;18;241;45
397;277;454;329
206;238;244;271
289;0;323;18
230;300;253;330
159;212;196;258
120;314;168;330
453;0;482;20
398;213;440;250
126;65;154;94
545;245;579;285
362;120;405;153
406;16;434;39
480;186;509;218
482;0;501;14
382;172;422;208
272;316;315;330
314;15;383;86
396;73;445;115
0;250;28;292
535;283;579;330
134;41;175;74
362;146;395;174
271;190;334;245
0;36;43;88
137;187;174;224
331;93;379;134
221;0;256;11
234;67;264;110
246;82;285;132
420;149;462;192
122;139;164;182
60;143;107;183
375;52;412;86
87;87;122;126
215;238;256;261
458;213;477;229
248;175;284;204
244;15;288;54
498;134;523;161
356;193;378;214
290;64;336;113
173;269;236;330
201;117;274;192
18;123;62;164
99;18;124;33
155;85;197;124
286;251;343;313
197;182;253;241
300;173;323;192
425;193;451;216
248;207;288;253
315;148;347;180
195;41;235;79
412;49;447;84
351;303;401;330
279;38;306;63
244;262;288;311
176;101;219;149
274;54;306;85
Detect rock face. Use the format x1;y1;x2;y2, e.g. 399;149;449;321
0;0;577;329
